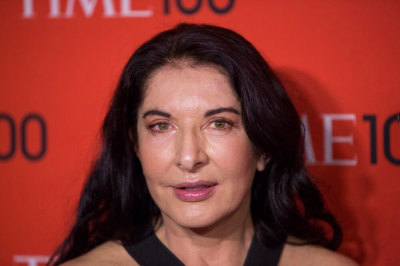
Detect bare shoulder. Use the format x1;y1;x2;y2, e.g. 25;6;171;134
61;241;138;266
279;243;359;266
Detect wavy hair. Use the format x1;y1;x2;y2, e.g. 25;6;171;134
49;23;342;265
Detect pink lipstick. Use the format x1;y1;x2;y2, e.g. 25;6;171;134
172;181;217;202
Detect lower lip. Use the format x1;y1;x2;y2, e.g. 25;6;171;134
173;185;216;202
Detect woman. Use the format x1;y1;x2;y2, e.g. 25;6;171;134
50;24;357;265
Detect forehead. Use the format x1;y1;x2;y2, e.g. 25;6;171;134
140;63;240;111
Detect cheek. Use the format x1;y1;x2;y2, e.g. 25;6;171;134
207;136;258;202
136;134;175;183
209;135;258;175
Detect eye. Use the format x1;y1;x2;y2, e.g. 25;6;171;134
147;122;171;133
214;120;227;129
210;119;233;130
157;122;169;131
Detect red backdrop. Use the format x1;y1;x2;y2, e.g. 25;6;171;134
0;0;399;265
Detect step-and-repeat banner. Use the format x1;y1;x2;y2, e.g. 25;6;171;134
0;0;399;265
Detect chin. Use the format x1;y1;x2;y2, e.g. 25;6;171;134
175;218;222;232
165;204;240;232
157;192;251;232
161;205;220;229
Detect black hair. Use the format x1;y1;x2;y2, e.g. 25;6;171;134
49;23;342;265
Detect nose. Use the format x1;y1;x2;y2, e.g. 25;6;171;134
175;128;208;172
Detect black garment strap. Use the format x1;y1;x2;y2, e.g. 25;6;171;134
124;233;284;266
243;235;284;266
124;233;184;266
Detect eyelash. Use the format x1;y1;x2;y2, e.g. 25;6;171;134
147;122;171;133
145;118;235;134
208;119;234;131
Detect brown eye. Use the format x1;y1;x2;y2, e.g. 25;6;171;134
147;122;171;133
214;121;226;129
157;122;170;130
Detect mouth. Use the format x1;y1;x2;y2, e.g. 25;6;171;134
174;181;217;189
172;181;217;202
180;186;210;190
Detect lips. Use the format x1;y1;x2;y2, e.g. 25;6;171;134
172;181;217;202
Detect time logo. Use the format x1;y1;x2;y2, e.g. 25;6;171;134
21;0;235;18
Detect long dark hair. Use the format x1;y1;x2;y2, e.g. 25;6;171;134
49;23;342;265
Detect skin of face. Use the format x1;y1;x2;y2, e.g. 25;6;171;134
135;62;267;231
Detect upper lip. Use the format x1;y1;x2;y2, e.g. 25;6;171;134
172;180;217;189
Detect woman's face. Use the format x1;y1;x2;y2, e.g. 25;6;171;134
135;62;266;230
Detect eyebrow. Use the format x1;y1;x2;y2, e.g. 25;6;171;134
142;107;240;119
142;110;171;119
204;107;240;117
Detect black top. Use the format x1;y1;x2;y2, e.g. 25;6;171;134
124;233;284;266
